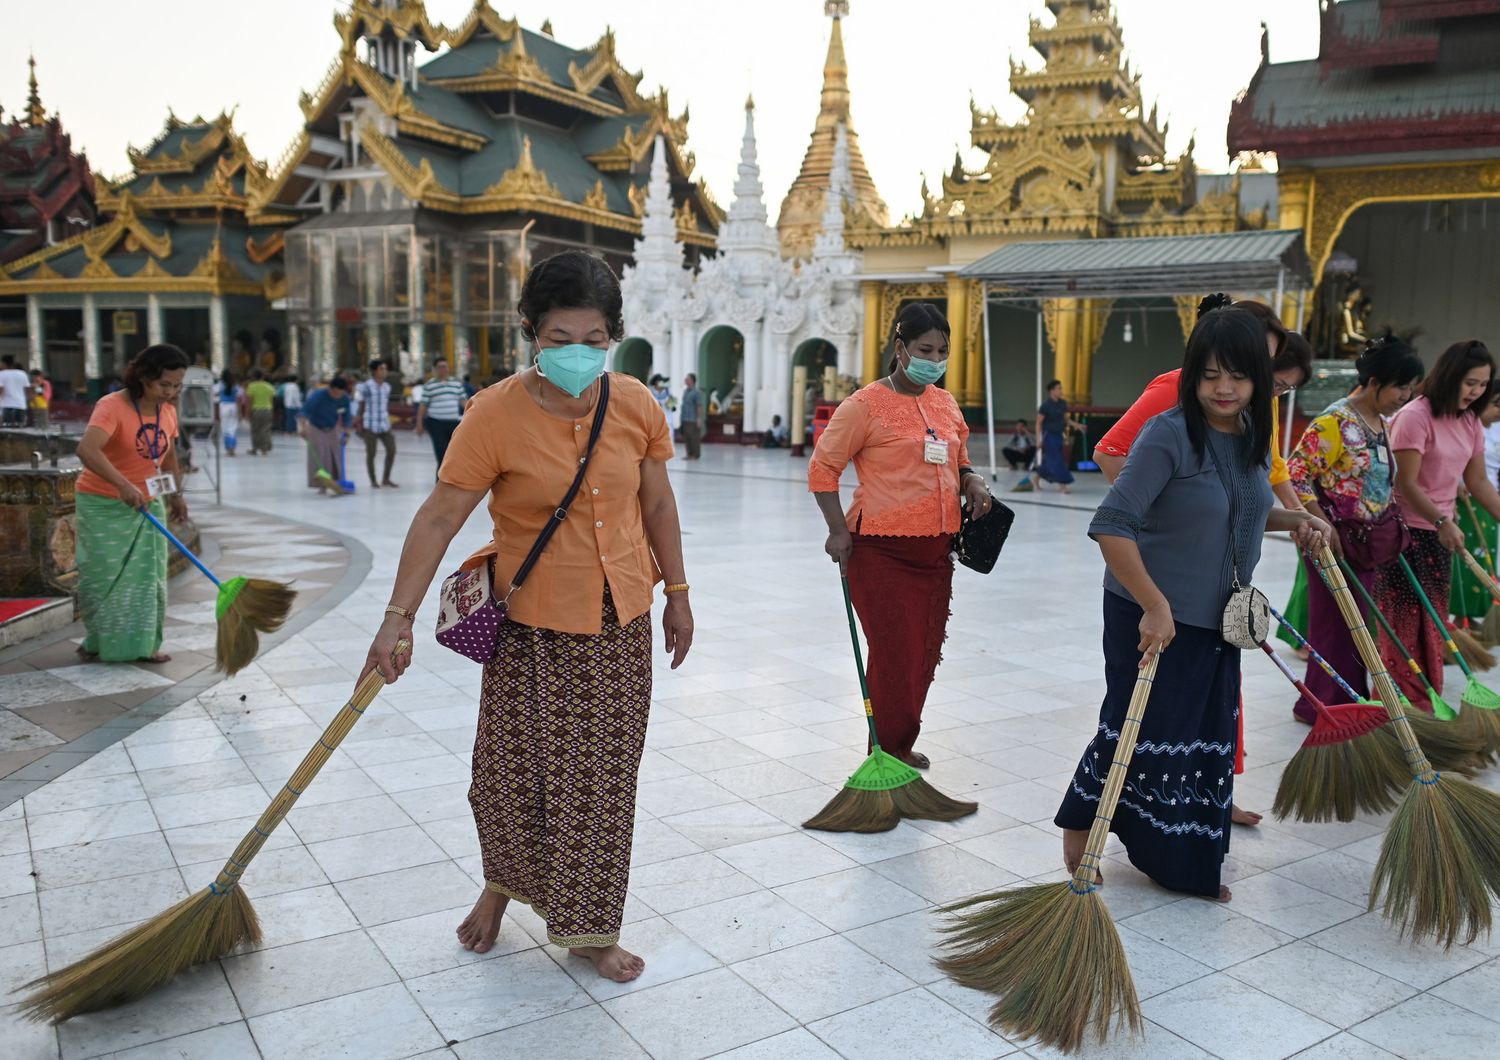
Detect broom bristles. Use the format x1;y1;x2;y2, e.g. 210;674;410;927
889;778;978;822
936;882;1140;1052
215;579;297;676
20;885;258;1023
1483;603;1500;648
1451;625;1496;672
1459;703;1500;760
1403;706;1489;772
1272;729;1409;823
802;786;901;833
1369;775;1500;948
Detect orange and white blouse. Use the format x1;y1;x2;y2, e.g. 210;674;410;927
808;382;970;537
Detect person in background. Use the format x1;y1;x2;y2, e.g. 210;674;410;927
679;372;705;460
0;354;30;426
216;369;242;456
29;368;52;430
355;358;399;489
1451;390;1500;630
1035;380;1084;493
1288;335;1423;720
279;372;303;433
1382;340;1500;701
1002;419;1037;470
299;375;353;495
649;374;675;420
74;344;190;663
762;414;789;449
810;302;993;769
462;373;478;399
415;358;466;479
245;369;277;455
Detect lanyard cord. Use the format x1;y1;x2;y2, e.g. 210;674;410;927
132;397;164;467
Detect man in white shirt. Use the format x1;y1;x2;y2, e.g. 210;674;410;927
279;373;303;432
353;358;398;489
0;355;30;426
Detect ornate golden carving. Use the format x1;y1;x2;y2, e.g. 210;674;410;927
484;136;562;200
627;183;647;218
582;180;610;211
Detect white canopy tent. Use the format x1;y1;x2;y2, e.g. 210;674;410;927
957;229;1315;478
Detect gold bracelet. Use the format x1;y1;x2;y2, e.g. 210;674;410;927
384;604;415;620
663;583;690;595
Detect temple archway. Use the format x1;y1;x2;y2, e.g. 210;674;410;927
792;337;839;401
698;325;743;419
614;338;652;383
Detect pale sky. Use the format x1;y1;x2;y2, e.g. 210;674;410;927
1;1;1319;222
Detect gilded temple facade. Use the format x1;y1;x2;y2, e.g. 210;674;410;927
849;0;1262;415
1229;0;1500;361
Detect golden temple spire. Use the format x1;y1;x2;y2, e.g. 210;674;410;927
776;2;888;259
26;53;46;127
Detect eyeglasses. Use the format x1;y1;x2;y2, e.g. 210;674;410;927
1272;380;1297;396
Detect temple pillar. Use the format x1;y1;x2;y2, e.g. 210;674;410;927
1042;299;1076;400
741;325;760;431
288;327;302;376
208;295;228;373
407;324;424;376
962;281;984;407
25;296;44;372
1278;168;1315;320
861;280;882;383
146;294;164;346
82;294;101;395
944;273;971;405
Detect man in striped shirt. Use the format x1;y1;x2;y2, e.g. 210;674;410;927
354;359;399;488
415;357;466;478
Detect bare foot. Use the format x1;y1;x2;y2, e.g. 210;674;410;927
1214;886;1232;902
139;651;171;664
1062;827;1103;885
901;751;930;770
1231;804;1262;827
75;645;97;660
569;943;645;983
455;888;508;953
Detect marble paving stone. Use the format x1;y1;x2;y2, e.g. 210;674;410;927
711;1027;842;1059
15;698;129;743
43;664;174;699
634;774;740;818
0;711;64;754
367;904;536;980
1142;974;1338;1060
285;793;412;844
246;981;445;1060
182;843;328;898
222;927;397;1017
803;819;946;866
55;964;240;1060
1285;1034;1400;1060
0;671;88;711
628;852;763;915
122;735;239;773
774;866;929;932
843;908;946;986
306;823;447;882
659;801;793;851
148;781;271;831
958;823;1066;879
1122;899;1293;971
27;801;161;852
865;843;1025;906
134;757;258;800
408;947;589;1041
334;860;481;927
733;935;916;1024
1217;871;1365;938
1226;940;1417;1028
0;892;41;948
603;967;798;1060
242;884;360;951
390;781;471;824
37;867;187;938
808;987;1012;1060
1306;911;1491;989
1348;992;1500;1057
1430;958;1500;1021
628;819;702;867
104;1021;261;1060
21;771;146;818
362;754;470;794
0;939;46;996
715;831;858;889
549;916;719;1002
160;814;299;865
665;889;831;964
453;1006;649;1060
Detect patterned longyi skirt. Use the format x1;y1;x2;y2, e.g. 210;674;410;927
470;589;652;948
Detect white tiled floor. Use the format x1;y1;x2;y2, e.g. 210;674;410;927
3;440;1498;1058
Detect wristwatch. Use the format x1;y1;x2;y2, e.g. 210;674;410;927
1434;516;1449;529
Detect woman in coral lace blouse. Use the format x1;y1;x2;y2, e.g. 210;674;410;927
808;302;993;767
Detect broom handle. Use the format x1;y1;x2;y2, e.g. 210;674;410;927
1397;554;1473;680
1317;549;1435;779
1268;603;1365;704
1459;547;1500;604
140;508;222;589
840;577;881;750
208;639;409;895
1332;557;1437;694
1257;641;1336;720
1070;653;1160;893
1460;493;1497;576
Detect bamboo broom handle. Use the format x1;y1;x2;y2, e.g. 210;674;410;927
1315;549;1436;780
1398;554;1473;681
1070;653;1160;893
1460;493;1497;577
1332;558;1437;693
209;640;409;895
1269;603;1366;703
1459;547;1500;604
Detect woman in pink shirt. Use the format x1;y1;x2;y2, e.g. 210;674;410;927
1382;340;1500;699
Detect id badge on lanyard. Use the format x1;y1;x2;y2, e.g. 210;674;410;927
146;472;177;497
135;398;175;497
923;437;949;465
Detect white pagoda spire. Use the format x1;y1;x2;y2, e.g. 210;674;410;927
634;135;684;273
716;96;778;265
812;122;856;270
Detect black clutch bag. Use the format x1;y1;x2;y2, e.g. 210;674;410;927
954;500;1015;574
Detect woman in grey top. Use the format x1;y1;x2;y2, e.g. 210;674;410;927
1055;307;1328;901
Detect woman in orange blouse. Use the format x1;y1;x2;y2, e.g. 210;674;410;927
360;251;691;985
809;302;993;767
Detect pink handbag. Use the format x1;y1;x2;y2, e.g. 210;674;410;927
434;375;610;663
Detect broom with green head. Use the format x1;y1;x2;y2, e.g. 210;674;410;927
803;577;977;832
19;640;411;1022
140;510;295;675
1447;551;1496;671
1320;550;1500;947
1274;598;1485;776
1399;553;1500;754
1460;494;1500;645
934;654;1157;1052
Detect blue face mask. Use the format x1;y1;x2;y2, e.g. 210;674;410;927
537;343;607;398
900;345;948;387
